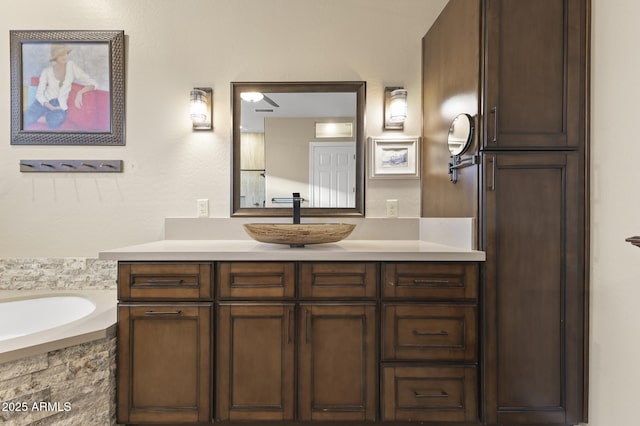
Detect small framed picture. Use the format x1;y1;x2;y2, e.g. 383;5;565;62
10;30;125;145
369;137;420;178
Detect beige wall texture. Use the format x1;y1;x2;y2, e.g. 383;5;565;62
589;1;640;425
1;0;638;424
0;0;444;257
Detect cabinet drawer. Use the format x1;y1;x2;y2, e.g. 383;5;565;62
218;262;295;298
383;304;476;362
118;262;212;300
383;262;478;300
382;365;477;423
299;262;377;299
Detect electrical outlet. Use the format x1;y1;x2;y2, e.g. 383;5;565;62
386;199;399;218
197;199;209;218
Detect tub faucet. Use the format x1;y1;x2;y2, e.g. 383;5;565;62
292;192;301;224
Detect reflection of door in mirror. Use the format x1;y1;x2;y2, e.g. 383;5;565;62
262;116;355;208
309;142;355;208
240;132;265;208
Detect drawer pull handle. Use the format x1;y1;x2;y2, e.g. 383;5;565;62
147;279;184;286
412;279;449;286
490;106;498;143
414;390;449;398
413;330;449;337
144;310;183;316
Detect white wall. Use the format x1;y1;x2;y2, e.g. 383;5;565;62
589;1;640;425
0;0;445;257
1;0;639;424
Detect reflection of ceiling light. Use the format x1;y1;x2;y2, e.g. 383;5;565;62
241;92;264;102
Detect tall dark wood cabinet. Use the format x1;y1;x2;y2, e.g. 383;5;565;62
421;1;589;425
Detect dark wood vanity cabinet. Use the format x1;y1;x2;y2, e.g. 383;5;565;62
216;262;378;423
421;1;588;425
381;262;479;423
116;262;214;424
117;260;481;425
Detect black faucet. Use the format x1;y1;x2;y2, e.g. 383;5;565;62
292;192;301;224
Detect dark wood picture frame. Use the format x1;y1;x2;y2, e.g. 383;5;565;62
10;30;125;145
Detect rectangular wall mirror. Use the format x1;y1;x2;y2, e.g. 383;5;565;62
231;81;366;217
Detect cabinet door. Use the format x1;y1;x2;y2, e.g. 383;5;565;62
483;152;585;424
298;304;377;421
117;304;211;424
216;303;295;421
483;0;586;149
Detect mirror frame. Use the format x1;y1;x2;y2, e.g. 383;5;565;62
447;113;474;156
231;81;366;217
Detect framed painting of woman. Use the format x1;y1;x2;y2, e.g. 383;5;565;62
10;30;125;145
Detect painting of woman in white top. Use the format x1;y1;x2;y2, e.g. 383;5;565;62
21;42;110;132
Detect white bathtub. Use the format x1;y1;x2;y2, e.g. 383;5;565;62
0;290;117;363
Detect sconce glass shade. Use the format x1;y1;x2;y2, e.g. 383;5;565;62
384;87;407;130
389;89;408;122
240;92;264;103
190;87;212;130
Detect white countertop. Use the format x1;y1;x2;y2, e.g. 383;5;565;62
99;239;485;262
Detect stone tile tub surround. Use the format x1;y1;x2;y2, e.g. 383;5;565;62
0;333;116;426
0;258;117;426
0;258;116;291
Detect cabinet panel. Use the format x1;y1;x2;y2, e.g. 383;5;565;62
299;262;377;299
118;262;212;300
383;262;478;300
298;304;377;421
216;304;295;421
484;0;586;149
383;304;477;362
117;304;211;424
483;152;584;424
382;365;477;422
218;262;295;299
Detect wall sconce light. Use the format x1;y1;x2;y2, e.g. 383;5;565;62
190;87;213;131
384;87;408;130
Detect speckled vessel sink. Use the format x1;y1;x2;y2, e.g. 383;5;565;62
243;223;356;247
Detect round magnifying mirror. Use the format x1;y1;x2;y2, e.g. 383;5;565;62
447;113;474;156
